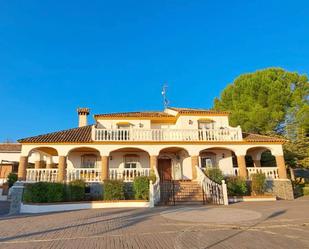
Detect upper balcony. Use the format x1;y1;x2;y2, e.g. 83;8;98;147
92;126;243;142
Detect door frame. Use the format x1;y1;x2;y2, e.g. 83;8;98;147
158;158;172;181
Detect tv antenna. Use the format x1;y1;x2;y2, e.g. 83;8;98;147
161;84;170;109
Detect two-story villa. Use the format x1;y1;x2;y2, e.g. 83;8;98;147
17;107;291;201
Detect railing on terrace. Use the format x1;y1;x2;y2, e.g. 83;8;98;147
231;167;279;179
66;168;101;182
26;169;58;182
109;168;150;182
26;168;150;183
92;127;243;142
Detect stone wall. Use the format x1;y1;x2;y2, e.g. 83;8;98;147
265;179;294;200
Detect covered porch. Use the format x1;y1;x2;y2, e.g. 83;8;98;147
21;146;152;183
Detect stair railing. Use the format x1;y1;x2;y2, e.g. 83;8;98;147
149;166;161;207
195;166;229;205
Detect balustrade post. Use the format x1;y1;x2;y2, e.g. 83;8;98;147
101;156;109;181
58;156;67;182
236;155;248;179
275;155;287;179
18;156;28;180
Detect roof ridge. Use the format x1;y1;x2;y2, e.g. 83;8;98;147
18;125;93;143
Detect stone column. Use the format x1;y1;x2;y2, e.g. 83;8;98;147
253;159;261;168
275;155;287;179
58;156;67;182
191;155;199;179
150;155;158;170
18;156;28;180
34;160;45;169
46;163;55;169
237;155;248;179
101;156;109;181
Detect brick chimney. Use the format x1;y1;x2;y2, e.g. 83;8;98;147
77;108;90;127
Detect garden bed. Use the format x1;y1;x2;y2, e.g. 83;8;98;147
20;200;150;213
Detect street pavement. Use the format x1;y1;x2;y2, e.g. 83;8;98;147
0;197;308;249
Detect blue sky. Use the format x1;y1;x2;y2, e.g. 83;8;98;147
1;0;309;141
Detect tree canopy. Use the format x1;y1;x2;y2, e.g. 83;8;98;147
214;68;309;168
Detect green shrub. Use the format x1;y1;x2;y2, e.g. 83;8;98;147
103;180;125;200
23;182;49;203
303;187;309;196
226;176;248;196
251;172;266;195
7;173;18;188
46;183;65;202
205;168;224;184
66;180;85;201
133;176;150;200
23;181;87;203
124;182;134;200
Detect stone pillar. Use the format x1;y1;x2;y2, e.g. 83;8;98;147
58;156;67;182
191;155;199;179
101;156;109;181
34;160;45;169
275;155;287;179
253;159;261;168
46;163;55;169
18;156;28;180
150;155;158;170
237;155;248;179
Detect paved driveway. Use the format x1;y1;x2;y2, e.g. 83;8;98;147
0;197;308;249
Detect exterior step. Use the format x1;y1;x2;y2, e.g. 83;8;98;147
160;181;205;205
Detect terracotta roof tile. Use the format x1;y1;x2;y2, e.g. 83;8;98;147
94;111;175;118
168;107;230;115
18;126;92;143
242;133;286;142
0;143;22;152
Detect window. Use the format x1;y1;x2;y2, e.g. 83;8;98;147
81;154;98;168
198;120;214;129
200;152;216;169
124;154;139;169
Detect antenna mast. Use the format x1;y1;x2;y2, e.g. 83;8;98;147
161;84;170;109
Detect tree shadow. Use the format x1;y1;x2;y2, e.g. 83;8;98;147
0;207;165;243
203;209;287;249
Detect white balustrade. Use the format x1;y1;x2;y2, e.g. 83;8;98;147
196;166;226;205
231;167;279;179
93;127;243;142
26;169;58;182
109;168;150;182
66;168;101;182
149;165;160;207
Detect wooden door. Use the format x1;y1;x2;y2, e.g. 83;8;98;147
158;159;172;181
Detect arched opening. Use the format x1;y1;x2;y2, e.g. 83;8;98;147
67;147;101;169
109;147;150;181
199;147;236;176
246;147;276;167
158;147;190;181
28;147;59;169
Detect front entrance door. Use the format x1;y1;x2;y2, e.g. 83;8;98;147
158;159;172;181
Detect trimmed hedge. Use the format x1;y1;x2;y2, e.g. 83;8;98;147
226;176;248;196
103;180;125;200
66;180;86;201
133;176;149;200
23;180;86;203
251;172;266;195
